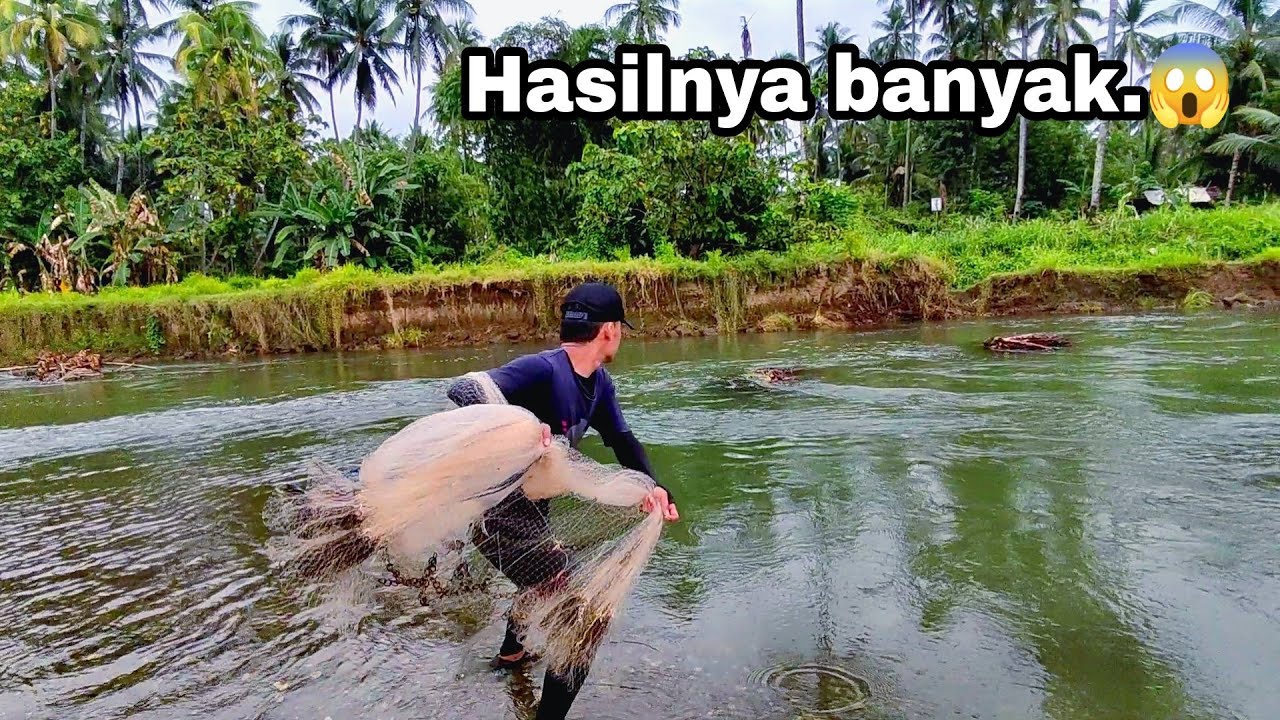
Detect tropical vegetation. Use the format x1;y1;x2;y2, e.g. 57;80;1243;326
0;0;1277;296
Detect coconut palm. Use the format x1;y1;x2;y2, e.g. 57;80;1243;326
922;0;965;59
954;0;1013;59
795;0;804;63
1154;0;1279;200
173;0;273;110
282;0;345;141
1005;0;1040;218
795;0;805;163
98;0;166;190
333;0;402;137
447;16;479;47
1090;0;1120;212
59;43;102;166
1117;0;1165;84
397;0;471;147
870;1;916;64
603;0;679;43
437;16;479;71
901;0;922;207
0;0;102;135
1153;0;1279;95
1032;0;1102;61
806;21;854;75
1205;105;1280;203
268;30;322;119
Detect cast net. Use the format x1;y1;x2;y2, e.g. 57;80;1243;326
263;372;665;676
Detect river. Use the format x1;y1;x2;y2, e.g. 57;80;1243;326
1;310;1278;720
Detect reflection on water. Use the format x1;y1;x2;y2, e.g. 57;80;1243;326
1;310;1278;720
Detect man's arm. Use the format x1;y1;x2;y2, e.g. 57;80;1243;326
592;376;676;507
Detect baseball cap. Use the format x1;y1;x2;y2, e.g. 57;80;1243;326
561;282;634;329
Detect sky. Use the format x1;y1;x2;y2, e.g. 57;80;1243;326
149;0;1163;138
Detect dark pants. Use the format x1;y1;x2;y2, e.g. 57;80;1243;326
472;490;589;720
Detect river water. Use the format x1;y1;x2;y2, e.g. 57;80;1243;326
1;311;1278;720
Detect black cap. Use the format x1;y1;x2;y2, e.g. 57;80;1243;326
561;282;634;329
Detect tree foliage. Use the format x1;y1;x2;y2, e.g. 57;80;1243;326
0;0;1277;295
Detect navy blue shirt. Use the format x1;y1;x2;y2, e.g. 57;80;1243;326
487;348;631;451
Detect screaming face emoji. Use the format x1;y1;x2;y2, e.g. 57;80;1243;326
1150;43;1229;129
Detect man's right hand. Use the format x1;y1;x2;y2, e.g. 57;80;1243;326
641;486;679;522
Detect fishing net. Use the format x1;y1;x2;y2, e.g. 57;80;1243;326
263;372;665;676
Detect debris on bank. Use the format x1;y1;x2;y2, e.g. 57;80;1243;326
3;349;154;382
983;333;1072;353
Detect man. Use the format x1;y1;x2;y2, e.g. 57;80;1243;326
444;281;678;720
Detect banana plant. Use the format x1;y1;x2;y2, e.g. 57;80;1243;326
257;146;419;271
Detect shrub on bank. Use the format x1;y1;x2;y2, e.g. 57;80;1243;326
2;203;1276;315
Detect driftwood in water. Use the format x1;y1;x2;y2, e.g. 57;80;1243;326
747;366;803;384
6;350;104;382
983;333;1071;353
4;350;157;382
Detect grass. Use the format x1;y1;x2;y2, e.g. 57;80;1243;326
0;203;1276;364
864;203;1280;289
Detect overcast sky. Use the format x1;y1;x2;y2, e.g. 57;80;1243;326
148;0;1167;138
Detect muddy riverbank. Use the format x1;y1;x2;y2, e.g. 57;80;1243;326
1;258;1277;365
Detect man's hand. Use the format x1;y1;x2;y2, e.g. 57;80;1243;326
540;423;552;447
641;486;679;522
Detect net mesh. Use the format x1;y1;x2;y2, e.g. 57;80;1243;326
263;371;663;676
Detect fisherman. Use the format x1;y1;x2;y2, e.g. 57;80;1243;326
444;280;679;720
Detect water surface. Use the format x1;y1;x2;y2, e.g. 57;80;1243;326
2;310;1278;720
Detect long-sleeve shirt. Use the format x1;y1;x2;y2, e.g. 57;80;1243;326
445;347;671;502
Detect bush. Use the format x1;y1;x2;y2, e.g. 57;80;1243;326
400;145;496;263
568;121;786;260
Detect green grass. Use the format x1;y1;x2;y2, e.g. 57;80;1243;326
861;203;1280;289
0;203;1276;364
0;239;874;314
4;203;1273;313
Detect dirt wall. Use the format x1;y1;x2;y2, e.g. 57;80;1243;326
1;259;1276;365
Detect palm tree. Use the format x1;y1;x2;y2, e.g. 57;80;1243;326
1117;0;1164;84
1155;0;1276;42
899;0;922;207
397;0;471;148
334;0;402;137
447;16;479;46
0;0;102;135
1154;0;1279;198
1090;0;1120;212
955;0;1013;59
795;0;806;165
1154;0;1279;89
282;0;345;141
1205;106;1280;203
153;0;224;42
870;0;917;62
603;0;679;43
1005;0;1040;218
98;0;166;191
922;0;966;59
173;0;273;110
438;16;479;69
1032;0;1102;60
268;30;322;119
799;23;853;181
59;43;101;166
740;14;751;58
806;21;854;75
795;0;805;63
